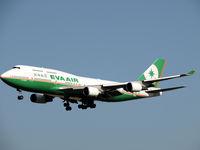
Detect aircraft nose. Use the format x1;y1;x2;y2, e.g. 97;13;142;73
1;70;13;85
1;72;5;81
1;72;6;77
1;71;9;81
1;73;4;78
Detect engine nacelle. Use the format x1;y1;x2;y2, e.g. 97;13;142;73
83;87;101;97
125;82;143;92
30;94;53;104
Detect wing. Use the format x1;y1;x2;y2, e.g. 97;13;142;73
143;69;196;86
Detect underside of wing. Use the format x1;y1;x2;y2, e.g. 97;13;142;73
58;84;123;99
102;83;127;90
146;86;186;93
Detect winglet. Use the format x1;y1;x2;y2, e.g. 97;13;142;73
187;69;196;76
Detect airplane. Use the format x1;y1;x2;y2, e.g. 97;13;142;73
0;59;196;111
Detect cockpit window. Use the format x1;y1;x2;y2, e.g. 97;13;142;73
12;67;20;69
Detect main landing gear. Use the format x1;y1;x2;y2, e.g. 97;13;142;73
63;99;96;111
63;101;72;111
17;89;24;100
78;100;96;110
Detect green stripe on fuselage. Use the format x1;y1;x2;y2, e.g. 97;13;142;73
2;78;67;95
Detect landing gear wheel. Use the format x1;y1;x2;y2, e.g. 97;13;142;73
64;101;72;111
64;103;69;107
90;104;96;109
82;105;87;109
65;106;72;111
18;95;24;100
78;104;82;109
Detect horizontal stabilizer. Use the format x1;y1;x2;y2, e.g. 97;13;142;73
146;86;186;93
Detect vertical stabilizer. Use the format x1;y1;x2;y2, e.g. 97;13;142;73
137;59;166;87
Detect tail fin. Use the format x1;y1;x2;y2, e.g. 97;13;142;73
137;58;166;87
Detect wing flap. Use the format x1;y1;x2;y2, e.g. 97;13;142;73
102;82;127;90
59;86;85;91
58;86;86;95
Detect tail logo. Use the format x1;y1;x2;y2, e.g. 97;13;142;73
144;64;159;80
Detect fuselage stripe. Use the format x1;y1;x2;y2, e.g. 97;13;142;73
1;76;81;87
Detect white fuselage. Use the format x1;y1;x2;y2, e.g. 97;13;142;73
1;65;119;87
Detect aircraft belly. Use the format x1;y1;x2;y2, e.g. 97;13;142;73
101;92;148;102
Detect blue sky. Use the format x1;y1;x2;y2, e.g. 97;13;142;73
0;0;200;150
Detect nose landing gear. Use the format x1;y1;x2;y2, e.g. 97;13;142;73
17;89;23;100
18;95;24;100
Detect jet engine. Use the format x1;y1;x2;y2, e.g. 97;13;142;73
30;94;53;104
125;82;143;92
83;87;101;97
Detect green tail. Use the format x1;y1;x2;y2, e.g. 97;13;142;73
137;58;166;87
